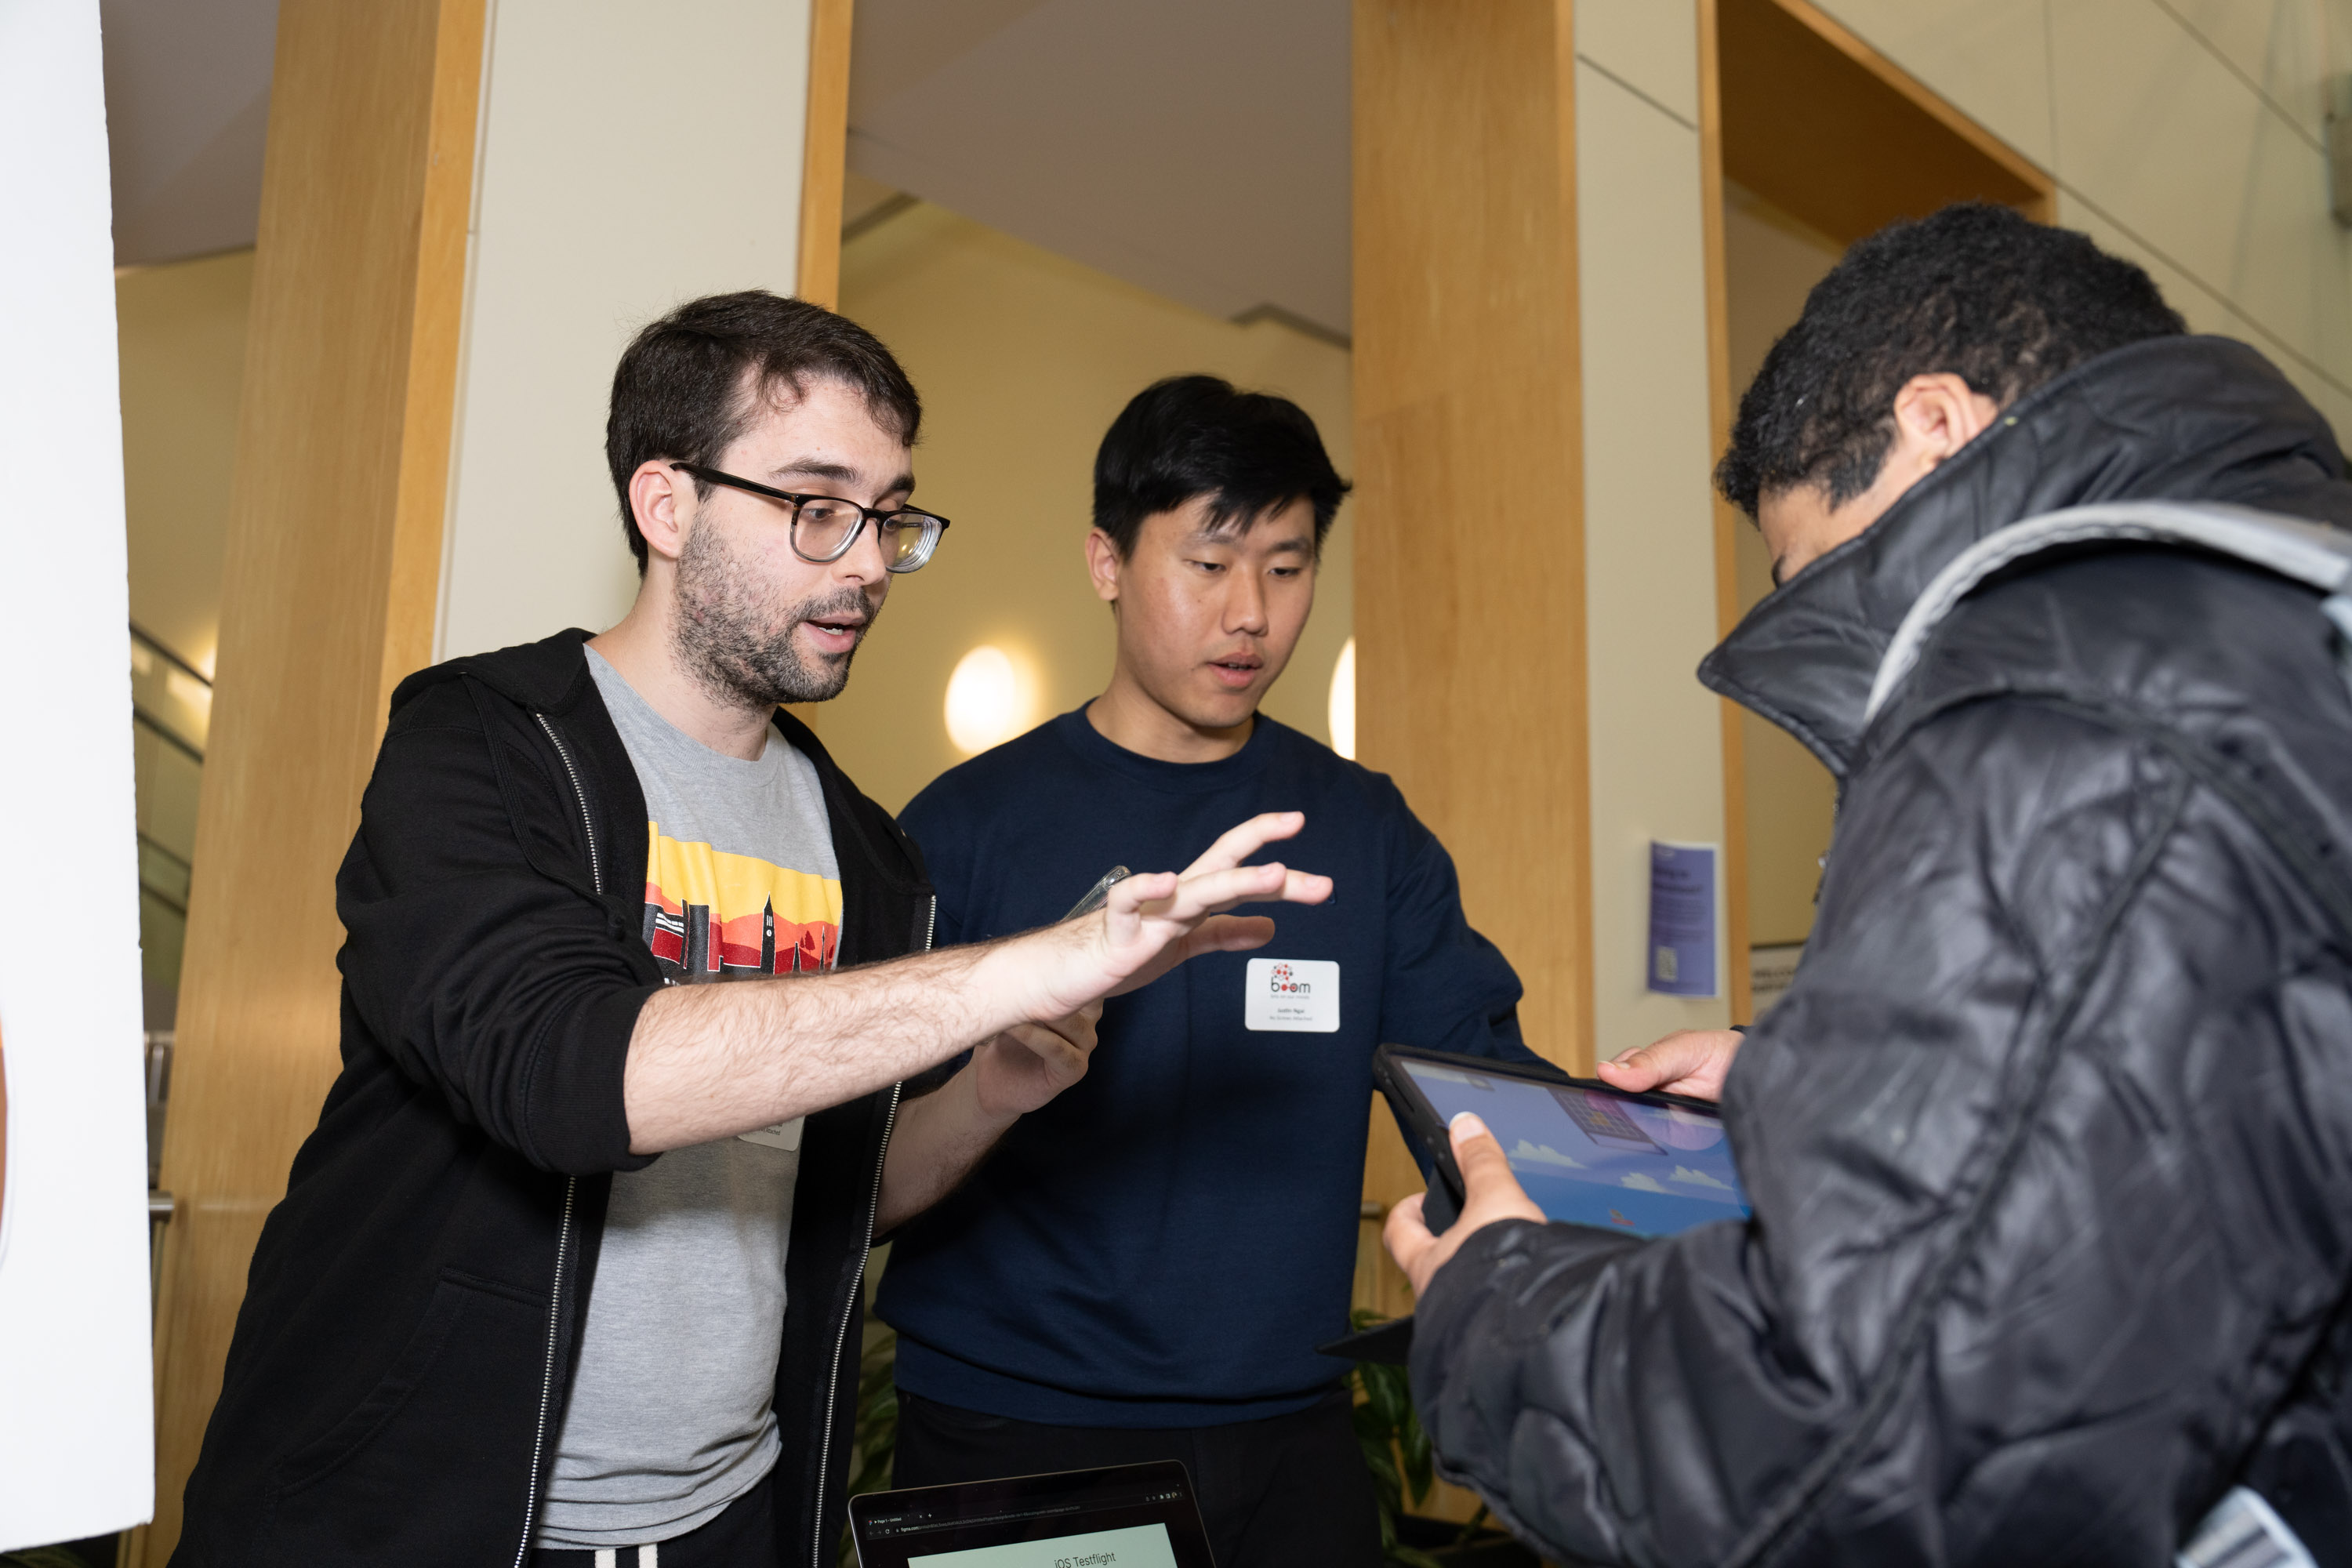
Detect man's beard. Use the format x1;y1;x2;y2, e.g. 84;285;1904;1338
671;521;882;709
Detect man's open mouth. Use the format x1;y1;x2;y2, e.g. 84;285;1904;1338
804;615;867;646
1207;653;1262;686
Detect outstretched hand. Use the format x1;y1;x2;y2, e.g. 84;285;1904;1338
1383;1112;1546;1298
1022;812;1332;1019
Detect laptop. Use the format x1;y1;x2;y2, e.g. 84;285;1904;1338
848;1460;1218;1567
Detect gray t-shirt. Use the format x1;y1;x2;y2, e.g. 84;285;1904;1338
536;650;842;1548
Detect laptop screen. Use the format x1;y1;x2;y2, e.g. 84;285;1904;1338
848;1461;1216;1568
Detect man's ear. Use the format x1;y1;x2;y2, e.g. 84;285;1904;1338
1889;372;2002;469
630;461;695;568
1084;528;1124;606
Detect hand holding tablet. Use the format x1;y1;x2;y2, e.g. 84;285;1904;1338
1376;1045;1753;1298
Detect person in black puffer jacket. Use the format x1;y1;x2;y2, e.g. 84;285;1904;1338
1383;205;2352;1566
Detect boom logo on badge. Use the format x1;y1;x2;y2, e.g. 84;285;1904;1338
1246;958;1339;1032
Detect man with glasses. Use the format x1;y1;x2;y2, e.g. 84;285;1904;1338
875;376;1537;1568
171;295;1330;1568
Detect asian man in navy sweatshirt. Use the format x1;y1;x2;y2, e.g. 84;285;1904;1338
878;376;1537;1566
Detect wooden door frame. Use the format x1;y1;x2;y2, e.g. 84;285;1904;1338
1698;0;2055;1022
797;0;855;310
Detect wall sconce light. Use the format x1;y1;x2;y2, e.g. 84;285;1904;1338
1328;637;1356;760
945;644;1040;756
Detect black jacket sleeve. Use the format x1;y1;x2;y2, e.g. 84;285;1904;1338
1410;697;2352;1566
335;681;659;1175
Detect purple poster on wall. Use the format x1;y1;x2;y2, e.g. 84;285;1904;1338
1648;841;1718;998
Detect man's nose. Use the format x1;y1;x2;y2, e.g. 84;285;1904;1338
1227;572;1270;633
836;518;891;586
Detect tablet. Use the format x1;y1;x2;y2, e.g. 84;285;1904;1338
1374;1044;1750;1237
848;1461;1214;1568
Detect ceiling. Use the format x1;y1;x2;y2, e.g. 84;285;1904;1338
95;0;1352;339
847;0;1351;339
101;0;278;267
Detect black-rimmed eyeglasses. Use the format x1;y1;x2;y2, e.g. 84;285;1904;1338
676;462;952;574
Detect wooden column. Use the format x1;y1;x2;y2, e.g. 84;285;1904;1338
1352;0;1592;1293
142;2;484;1559
795;0;855;310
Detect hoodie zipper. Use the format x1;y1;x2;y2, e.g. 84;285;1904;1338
517;712;597;1567
535;713;602;896
809;891;933;1567
514;1181;574;1568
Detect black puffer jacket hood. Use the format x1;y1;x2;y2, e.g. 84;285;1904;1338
1700;334;2352;774
1409;336;2352;1567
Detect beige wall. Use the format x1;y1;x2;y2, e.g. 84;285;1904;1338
118;249;252;1008
825;200;1355;814
1574;1;1736;1048
1817;0;2352;430
117;248;252;679
435;0;815;662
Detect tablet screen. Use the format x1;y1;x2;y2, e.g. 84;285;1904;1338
1397;1060;1749;1236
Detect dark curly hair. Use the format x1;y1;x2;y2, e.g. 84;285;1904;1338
1715;204;2186;517
606;290;920;573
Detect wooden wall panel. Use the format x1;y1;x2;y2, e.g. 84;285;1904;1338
784;0;852;745
1702;0;2053;1014
1699;0;1755;1025
796;0;855;310
1353;0;1590;1236
1718;0;2052;244
140;2;485;1559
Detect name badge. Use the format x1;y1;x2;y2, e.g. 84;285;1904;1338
738;1116;804;1152
1245;958;1340;1033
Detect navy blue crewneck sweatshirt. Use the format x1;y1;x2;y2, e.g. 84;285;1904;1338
878;708;1531;1427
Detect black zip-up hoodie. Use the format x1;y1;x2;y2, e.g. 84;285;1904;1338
171;630;935;1568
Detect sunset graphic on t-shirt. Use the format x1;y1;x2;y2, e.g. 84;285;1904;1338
639;825;842;980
